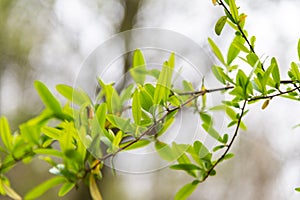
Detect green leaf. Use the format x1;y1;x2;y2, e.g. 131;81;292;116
212;66;226;84
56;84;91;106
106;114;134;133
154;60;174;104
250;36;256;48
174;180;200;200
170;164;201;171
295;187;300;192
34;80;62;113
213;145;226;152
0;116;13;151
130;49;147;85
208;38;226;65
42;126;61;140
232;38;249;53
200;112;212;125
271;58;280;89
215;16;227;36
202;123;221;142
228;0;239;23
222;153;234;161
33;148;63;157
95;103;107;128
58;182;75;197
289;62;300;81
212;66;234;84
298;39;300;61
25;176;66;200
120;139;151;151
111;89;122;114
132;90;142;125
155;141;175;161
193;141;209;159
168;52;175;68
112;131;123;148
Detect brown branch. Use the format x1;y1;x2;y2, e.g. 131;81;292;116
249;85;300;101
201;99;247;182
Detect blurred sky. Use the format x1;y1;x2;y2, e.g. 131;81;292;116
1;0;300;199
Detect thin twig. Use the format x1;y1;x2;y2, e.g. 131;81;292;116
201;99;247;182
249;85;300;101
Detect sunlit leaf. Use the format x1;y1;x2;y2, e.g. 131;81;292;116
132;90;142;125
170;164;201;171
112;131;123;148
271;58;280;89
33;148;63;157
298;39;300;61
95;103;107;128
0;116;13;151
154;60;174;104
155;141;175;161
58;182;75;197
106;114;134;133
174;180;200;200
56;84;91;106
35;80;62;113
120;139;151;151
25;176;65;200
130;49;147;85
229;0;239;23
208;38;226;65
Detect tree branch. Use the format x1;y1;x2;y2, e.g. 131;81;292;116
201;99;247;182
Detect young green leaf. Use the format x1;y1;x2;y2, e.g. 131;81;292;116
24;176;66;200
298;38;300;61
120;139;151;151
56;84;91;106
95;103;107;128
0;116;13;151
170;164;202;171
215;16;227;36
289;62;300;81
154;60;174;104
202;123;222;142
106;114;134;133
112;131;123;148
155;141;175;161
58;182;75;197
271;58;280;89
35;80;62;113
228;0;239;23
208;38;226;65
193;141;210;159
132;90;142;125
130;49;147;85
174;180;200;200
212;66;226;84
295;187;300;192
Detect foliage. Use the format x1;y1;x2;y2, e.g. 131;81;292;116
1;0;300;199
